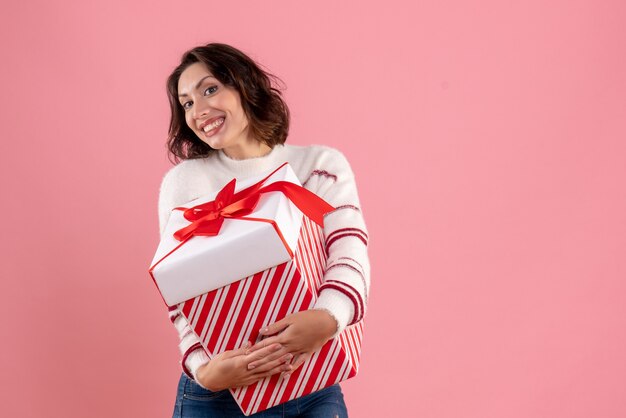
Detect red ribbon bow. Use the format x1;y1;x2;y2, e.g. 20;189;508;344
172;163;334;242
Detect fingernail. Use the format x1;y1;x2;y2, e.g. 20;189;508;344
248;364;255;370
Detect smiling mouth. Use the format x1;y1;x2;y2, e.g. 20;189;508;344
202;117;225;133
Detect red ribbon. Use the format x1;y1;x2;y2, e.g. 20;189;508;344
172;163;335;242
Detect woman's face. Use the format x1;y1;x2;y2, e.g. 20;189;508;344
177;62;252;154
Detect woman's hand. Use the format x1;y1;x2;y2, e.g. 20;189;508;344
196;342;293;391
246;309;338;378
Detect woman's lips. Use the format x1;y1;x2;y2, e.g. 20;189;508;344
202;117;225;137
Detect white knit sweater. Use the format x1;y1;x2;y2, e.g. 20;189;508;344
157;143;370;387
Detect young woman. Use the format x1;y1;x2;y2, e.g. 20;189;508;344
159;43;370;418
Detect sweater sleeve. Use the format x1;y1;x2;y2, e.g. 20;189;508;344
310;149;370;338
158;168;211;387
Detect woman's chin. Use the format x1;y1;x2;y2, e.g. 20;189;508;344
199;136;225;150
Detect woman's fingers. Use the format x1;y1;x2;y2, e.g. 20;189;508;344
292;352;310;370
220;341;251;359
247;344;289;370
281;352;312;380
250;352;293;374
258;317;290;337
230;358;292;389
237;366;291;388
245;343;286;367
247;335;280;353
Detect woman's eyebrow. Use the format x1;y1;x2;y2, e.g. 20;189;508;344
178;75;217;97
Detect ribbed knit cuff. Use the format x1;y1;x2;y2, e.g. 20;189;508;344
313;288;355;339
182;344;210;387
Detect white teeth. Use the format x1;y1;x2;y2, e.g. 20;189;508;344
203;117;224;132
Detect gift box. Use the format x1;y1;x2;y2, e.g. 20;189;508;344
178;214;364;416
149;162;363;415
149;162;331;306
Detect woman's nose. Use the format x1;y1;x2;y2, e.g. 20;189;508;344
192;99;211;120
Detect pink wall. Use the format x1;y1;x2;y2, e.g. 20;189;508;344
1;1;625;417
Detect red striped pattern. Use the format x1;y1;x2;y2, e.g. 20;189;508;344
179;215;364;416
326;227;369;241
337;256;364;270
325;259;369;304
169;312;181;323
318;280;364;324
323;205;361;217
302;169;338;187
181;342;203;379
325;227;369;254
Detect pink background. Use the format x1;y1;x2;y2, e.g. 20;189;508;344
1;1;625;417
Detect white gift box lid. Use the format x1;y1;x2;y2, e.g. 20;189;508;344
149;162;304;306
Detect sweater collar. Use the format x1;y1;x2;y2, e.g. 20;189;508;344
212;144;287;178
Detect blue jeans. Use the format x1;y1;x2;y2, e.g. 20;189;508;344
172;373;349;417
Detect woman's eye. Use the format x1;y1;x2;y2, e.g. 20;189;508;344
204;85;218;95
181;86;217;110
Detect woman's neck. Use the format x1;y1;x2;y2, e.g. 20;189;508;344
215;143;286;179
221;138;273;160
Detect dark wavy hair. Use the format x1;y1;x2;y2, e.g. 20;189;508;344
165;43;290;162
